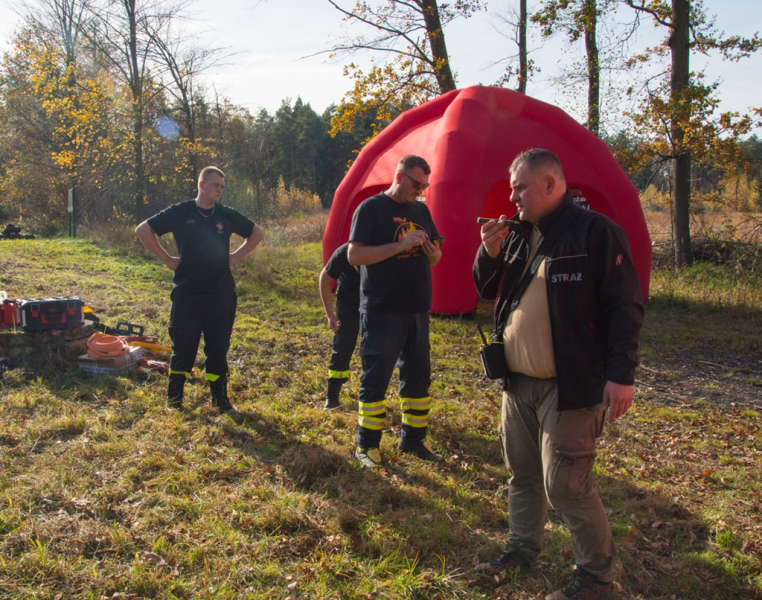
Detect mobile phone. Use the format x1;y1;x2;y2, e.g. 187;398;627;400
476;217;519;224
432;235;446;246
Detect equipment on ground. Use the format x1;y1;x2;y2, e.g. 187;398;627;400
0;224;35;239
17;297;85;332
84;306;144;337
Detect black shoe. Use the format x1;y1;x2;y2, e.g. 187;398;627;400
398;438;441;462
474;548;532;575
324;377;345;410
545;569;612;600
210;375;237;414
167;375;185;410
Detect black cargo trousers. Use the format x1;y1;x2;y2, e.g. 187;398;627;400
167;286;237;379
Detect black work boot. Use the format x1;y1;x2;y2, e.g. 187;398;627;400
209;375;240;419
398;437;442;462
474;545;534;575
324;378;345;410
167;374;185;410
545;568;612;600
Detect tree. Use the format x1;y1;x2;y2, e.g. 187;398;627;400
84;0;189;220
16;0;94;67
518;0;529;93
623;0;761;268
532;0;630;135
15;0;96;232
325;0;484;139
492;0;535;93
0;23;122;232
149;22;229;193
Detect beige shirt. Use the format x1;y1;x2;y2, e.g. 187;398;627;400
503;225;556;379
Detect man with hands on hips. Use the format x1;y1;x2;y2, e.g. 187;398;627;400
136;166;264;417
473;149;643;600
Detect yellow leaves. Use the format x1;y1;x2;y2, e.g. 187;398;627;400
267;176;322;218
52;150;77;171
329;53;440;141
327;0;469;140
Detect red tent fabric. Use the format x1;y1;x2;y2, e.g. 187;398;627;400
323;85;651;314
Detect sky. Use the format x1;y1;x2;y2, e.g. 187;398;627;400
0;0;760;131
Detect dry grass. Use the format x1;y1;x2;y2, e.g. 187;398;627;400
0;216;760;599
644;209;762;244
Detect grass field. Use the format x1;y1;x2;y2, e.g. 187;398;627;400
0;217;761;599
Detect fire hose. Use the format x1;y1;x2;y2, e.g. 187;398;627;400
86;332;129;358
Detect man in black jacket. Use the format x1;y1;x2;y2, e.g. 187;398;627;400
473;149;644;600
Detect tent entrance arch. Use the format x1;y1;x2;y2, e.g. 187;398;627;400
324;86;651;314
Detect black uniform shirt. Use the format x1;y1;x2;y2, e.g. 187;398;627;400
147;199;255;293
349;193;438;314
325;243;361;307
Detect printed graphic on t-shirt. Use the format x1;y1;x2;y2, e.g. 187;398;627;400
215;220;224;234
394;218;426;259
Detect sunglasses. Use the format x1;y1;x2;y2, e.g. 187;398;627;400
402;171;430;191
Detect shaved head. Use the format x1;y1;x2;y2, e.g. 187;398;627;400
510;148;566;184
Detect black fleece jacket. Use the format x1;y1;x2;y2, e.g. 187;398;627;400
473;191;645;410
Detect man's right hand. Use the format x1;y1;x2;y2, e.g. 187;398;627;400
481;215;510;258
400;229;428;251
164;257;180;271
327;315;340;332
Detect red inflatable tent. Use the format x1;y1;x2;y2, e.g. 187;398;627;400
323;85;651;314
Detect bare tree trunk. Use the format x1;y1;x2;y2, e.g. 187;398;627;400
125;0;146;220
583;0;600;135
420;0;456;92
518;0;527;93
670;0;692;268
84;0;187;221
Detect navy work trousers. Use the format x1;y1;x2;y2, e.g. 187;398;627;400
357;311;431;448
328;298;360;378
167;287;237;378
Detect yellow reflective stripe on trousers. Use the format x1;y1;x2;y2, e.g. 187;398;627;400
206;373;222;382
168;369;192;379
358;399;386;415
401;413;429;428
358;399;386;430
328;370;350;379
359;415;385;430
400;397;431;411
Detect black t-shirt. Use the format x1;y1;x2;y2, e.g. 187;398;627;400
325;243;361;307
349;193;439;313
147;200;255;293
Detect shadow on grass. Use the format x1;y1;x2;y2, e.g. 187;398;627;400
597;473;756;599
6;366;759;598
165;398;516;587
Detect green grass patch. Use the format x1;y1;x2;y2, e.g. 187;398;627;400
0;232;761;598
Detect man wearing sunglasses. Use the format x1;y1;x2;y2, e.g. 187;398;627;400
347;155;443;468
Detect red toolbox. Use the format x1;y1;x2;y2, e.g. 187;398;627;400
17;296;85;332
2;298;18;327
